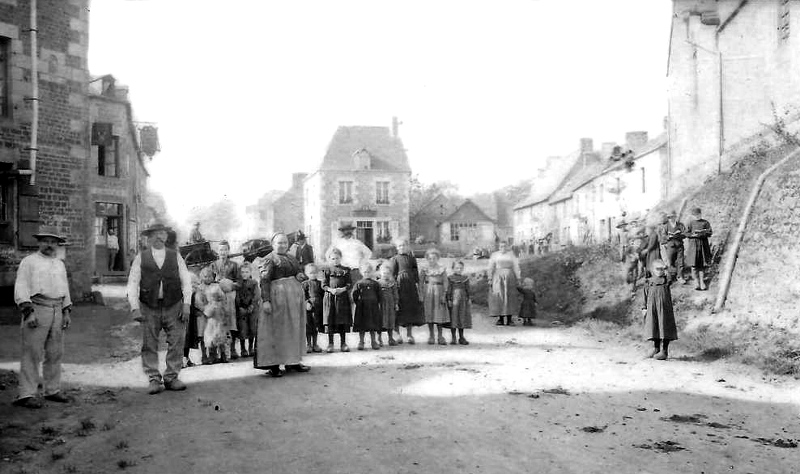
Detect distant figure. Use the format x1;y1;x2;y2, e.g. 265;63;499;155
106;228;120;271
615;212;629;263
658;210;687;284
517;277;538;326
189;222;204;243
685;207;713;291
288;230;315;269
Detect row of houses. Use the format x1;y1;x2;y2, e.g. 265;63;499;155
1;1;158;300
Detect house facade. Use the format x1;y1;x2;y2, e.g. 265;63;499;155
0;0;94;299
88;75;154;277
304;120;411;255
410;193;460;244
272;172;306;235
437;199;496;254
667;0;800;195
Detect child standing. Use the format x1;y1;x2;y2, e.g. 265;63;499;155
322;248;352;352
420;248;450;345
352;262;383;350
204;285;231;364
446;260;471;345
183;273;202;368
642;259;677;360
518;277;537;326
302;263;324;353
235;262;260;358
378;264;400;346
195;266;215;364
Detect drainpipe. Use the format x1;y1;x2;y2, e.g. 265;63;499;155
712;147;800;314
20;0;39;184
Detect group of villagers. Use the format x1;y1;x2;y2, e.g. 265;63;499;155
620;207;714;361
185;223;539;378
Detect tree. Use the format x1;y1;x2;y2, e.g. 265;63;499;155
409;175;459;216
186;198;242;243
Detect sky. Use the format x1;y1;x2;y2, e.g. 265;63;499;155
88;0;672;228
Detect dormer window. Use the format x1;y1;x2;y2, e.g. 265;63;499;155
353;149;371;170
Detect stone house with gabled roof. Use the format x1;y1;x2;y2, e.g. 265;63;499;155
304;118;411;256
438;199;498;254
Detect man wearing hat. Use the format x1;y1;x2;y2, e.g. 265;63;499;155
658;210;687;284
288;230;315;269
127;221;193;394
13;226;72;408
328;222;372;282
615;212;630;263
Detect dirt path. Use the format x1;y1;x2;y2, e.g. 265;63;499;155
1;310;799;474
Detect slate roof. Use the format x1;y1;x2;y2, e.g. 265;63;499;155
572;132;668;192
513;150;583;210
548;155;607;204
415;193;462;219
444;199;495;223
318;126;411;172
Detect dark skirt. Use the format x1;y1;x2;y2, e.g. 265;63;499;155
236;308;257;339
643;283;677;341
323;293;352;333
353;298;382;332
685;237;712;269
519;300;536;319
396;271;424;327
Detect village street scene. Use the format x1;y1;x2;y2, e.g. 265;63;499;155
1;1;800;473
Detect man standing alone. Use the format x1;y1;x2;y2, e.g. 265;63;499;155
106;228;119;271
13;226;72;408
127;221;193;394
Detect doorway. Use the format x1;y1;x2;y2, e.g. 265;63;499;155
95;202;124;274
356;220;374;250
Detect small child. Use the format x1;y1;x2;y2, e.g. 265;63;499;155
352;262;383;350
517;277;537;326
641;259;677;360
204;285;231;364
446;260;471;345
302;263;324;353
420;247;450;345
234;262;260;358
322;248;352;352
195;266;215;364
378;264;401;346
183;273;202;368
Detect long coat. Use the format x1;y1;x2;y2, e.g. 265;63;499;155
685;218;713;269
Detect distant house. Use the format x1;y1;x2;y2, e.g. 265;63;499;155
438;199;497;254
410;193;460;244
273;173;306;235
304;118;411;254
244;190;284;238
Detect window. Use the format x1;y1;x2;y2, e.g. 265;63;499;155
376;221;391;243
450;222;476;241
97;136;120;177
376;181;390;204
779;0;790;43
338;181;353;204
641;168;646;193
0;180;12;243
0;37;10;118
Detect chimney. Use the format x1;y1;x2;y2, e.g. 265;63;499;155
292;172;307;190
601;142;616;158
625;131;648;150
391;116;400;138
579;138;593;153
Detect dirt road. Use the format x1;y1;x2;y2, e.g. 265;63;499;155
1;308;799;474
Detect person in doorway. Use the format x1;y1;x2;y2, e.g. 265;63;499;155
107;228;119;271
13;226;73;409
127;221;193;394
685;207;713;291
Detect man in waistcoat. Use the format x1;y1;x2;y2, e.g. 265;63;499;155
127;221;193;394
13;226;72;409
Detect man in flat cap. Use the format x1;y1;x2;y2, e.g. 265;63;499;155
127;221;193;394
13;226;72;408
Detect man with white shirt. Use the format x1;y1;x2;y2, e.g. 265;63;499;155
106;228;119;271
127;221;193;394
327;222;372;282
13;226;73;409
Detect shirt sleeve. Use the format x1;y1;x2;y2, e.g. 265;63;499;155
59;260;73;310
177;253;193;305
127;254;142;311
13;256;33;306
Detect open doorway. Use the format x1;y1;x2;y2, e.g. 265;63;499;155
95;202;124;273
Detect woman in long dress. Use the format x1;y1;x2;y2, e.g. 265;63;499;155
488;241;522;326
254;233;310;378
387;238;423;344
685;207;713;291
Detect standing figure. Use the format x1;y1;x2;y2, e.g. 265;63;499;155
328;222;372;284
641;260;677;360
640;223;662;275
615;213;629;263
127;221;193;394
420;248;450;345
378;264;400;346
302;263;324;353
517;277;538;326
659;210;687;284
183;273;201;368
488;241;522;326
352;262;383;350
387;238;424;344
235;262;260;358
289;231;315;270
212;240;241;358
685;207;713;291
204;285;231;364
189;222;204;243
194;266;215;364
254;233;310;377
322;247;353;353
446;260;472;345
13;227;72;409
107;228;120;271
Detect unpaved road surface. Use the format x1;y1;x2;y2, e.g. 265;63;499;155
1;309;799;474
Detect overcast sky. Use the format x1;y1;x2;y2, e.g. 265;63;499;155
88;0;672;227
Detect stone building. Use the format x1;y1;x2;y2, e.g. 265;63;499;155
88;75;154;277
667;0;800;195
304;119;411;256
0;0;93;299
272;172;306;235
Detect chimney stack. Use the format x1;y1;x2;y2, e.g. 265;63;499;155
392;116;400;138
579;138;594;153
625;131;648;150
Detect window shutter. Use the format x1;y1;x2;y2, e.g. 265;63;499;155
17;182;39;247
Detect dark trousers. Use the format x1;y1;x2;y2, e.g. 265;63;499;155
664;244;684;280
